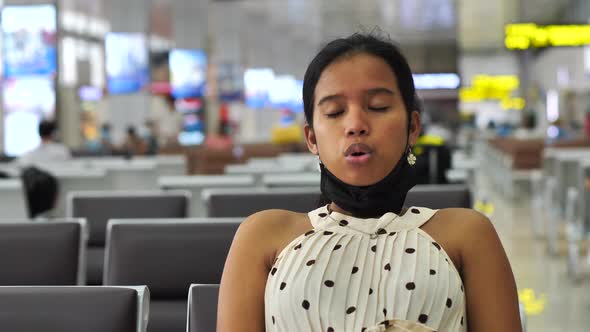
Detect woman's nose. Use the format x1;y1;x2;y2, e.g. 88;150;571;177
345;108;370;137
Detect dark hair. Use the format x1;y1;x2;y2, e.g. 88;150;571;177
21;167;58;218
127;126;137;136
38;120;57;139
303;33;420;128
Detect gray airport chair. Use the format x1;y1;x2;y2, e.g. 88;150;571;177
104;219;241;332
67;191;190;285
262;172;320;188
204;185;472;218
136;155;187;176
159;175;255;217
185;284;522;332
0;219;87;285
204;187;320;217
0;285;149;332
52;168;108;217
0;179;28;219
106;160;159;190
186;284;219;332
405;184;472;209
224;164;307;185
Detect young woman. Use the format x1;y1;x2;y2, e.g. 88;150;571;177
218;33;521;332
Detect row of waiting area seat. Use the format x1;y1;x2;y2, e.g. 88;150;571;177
530;147;590;282
0;184;474;332
479;137;590;284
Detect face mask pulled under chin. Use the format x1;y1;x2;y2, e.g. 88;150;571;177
319;149;417;218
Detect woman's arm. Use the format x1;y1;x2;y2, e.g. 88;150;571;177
461;210;522;331
217;211;282;332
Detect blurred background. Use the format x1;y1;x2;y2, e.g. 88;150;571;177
0;0;589;156
2;1;590;331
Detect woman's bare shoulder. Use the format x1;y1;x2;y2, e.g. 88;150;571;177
236;209;314;264
422;208;492;271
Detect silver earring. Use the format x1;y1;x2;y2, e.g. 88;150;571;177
407;147;417;166
316;157;322;172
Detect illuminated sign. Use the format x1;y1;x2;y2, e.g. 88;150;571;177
460;75;525;110
505;23;590;50
412;73;460;89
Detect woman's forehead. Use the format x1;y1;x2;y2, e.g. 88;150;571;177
315;53;400;98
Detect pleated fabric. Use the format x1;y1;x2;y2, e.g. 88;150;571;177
265;205;467;332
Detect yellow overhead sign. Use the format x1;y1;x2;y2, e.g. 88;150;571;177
460;75;525;110
459;75;519;101
505;23;590;49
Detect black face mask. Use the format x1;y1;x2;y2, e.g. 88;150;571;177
319;146;417;218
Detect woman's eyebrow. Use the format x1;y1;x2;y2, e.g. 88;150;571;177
317;88;394;106
367;87;395;96
317;94;343;107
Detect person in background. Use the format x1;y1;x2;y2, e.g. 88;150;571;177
144;120;159;155
97;123;114;154
149;94;183;147
121;125;147;156
21;166;58;219
18;120;71;166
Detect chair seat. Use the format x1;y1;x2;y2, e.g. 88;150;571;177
87;247;104;285
148;300;187;332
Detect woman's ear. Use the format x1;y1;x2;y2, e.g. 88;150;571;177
304;124;319;155
408;111;421;146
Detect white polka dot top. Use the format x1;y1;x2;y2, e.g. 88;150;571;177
265;205;467;332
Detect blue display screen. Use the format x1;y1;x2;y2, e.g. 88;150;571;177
1;5;57;77
169;49;208;99
105;33;149;94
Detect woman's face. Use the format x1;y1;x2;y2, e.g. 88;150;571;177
305;53;421;186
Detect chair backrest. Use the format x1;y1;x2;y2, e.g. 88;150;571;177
0;179;28;219
204;185;473;217
135;155;186;176
159;175;256;217
53;169;108;217
104;219;241;300
0;219;87;285
262;173;320;188
204;187;320;217
67;191;190;246
404;184;472;209
225;164;307;185
186;284;219;332
0;285;149;332
104;160;159;190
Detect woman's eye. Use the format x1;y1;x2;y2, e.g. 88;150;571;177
326;110;344;118
369;106;389;112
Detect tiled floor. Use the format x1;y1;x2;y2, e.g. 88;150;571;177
473;171;590;332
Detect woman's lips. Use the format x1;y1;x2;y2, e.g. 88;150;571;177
344;143;373;165
345;152;372;164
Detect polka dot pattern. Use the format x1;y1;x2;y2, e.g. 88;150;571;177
264;205;466;332
302;300;310;310
418;314;429;324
